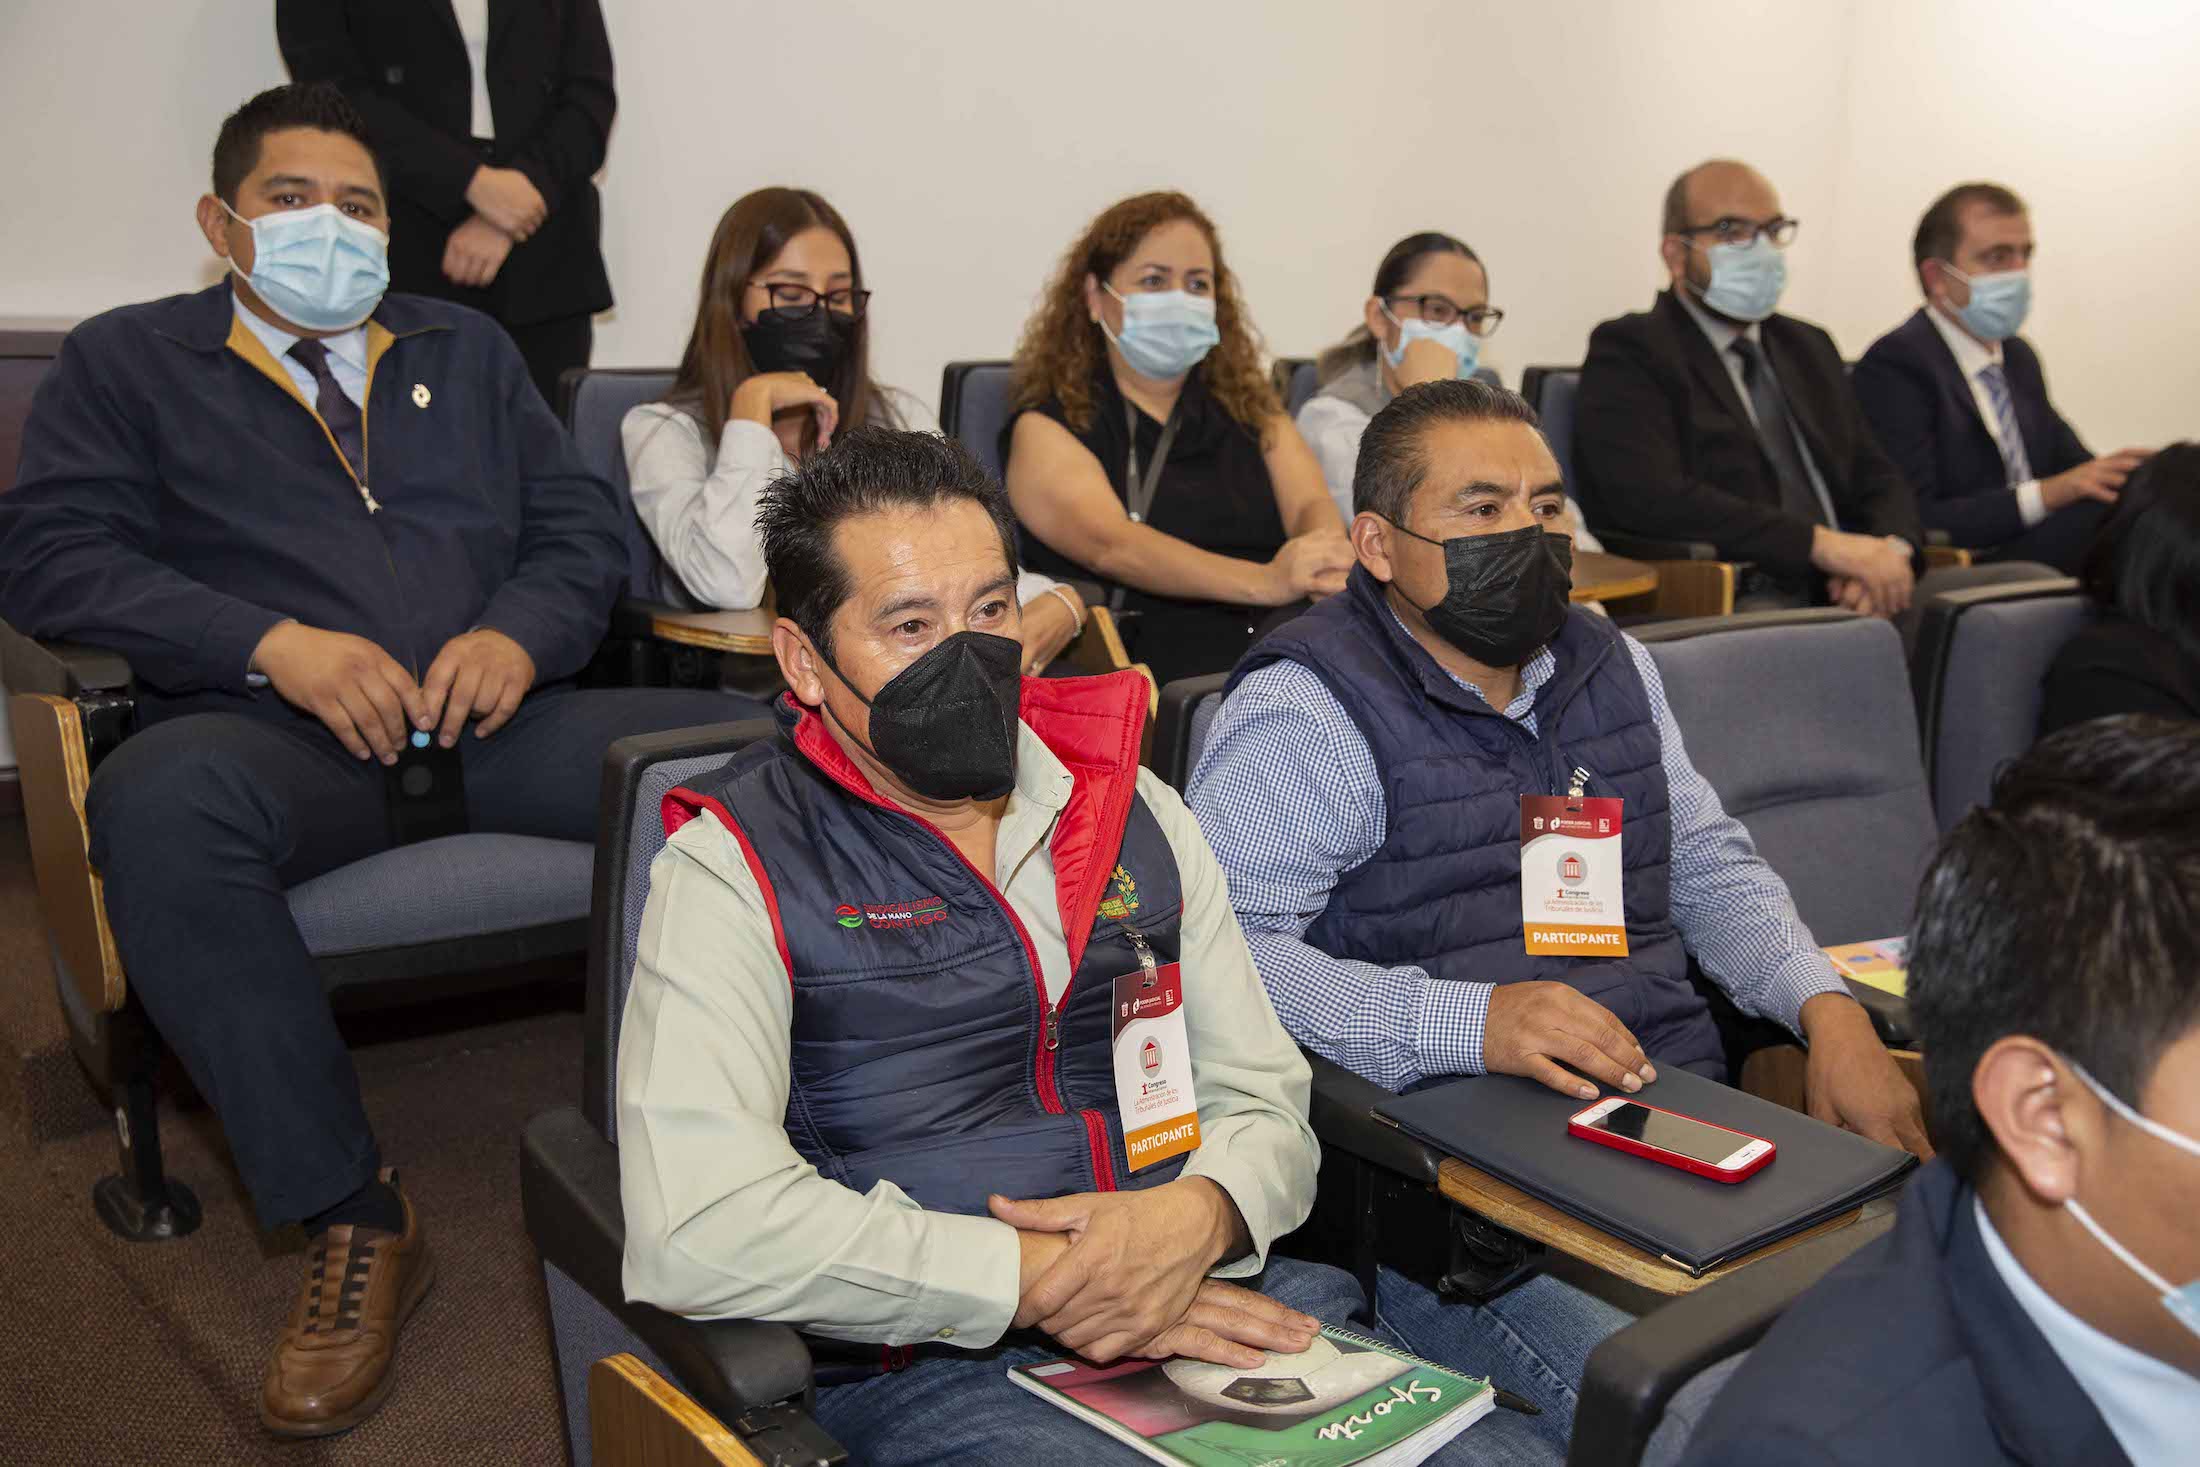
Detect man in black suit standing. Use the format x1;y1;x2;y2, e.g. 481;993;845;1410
1577;160;1925;616
1852;183;2151;574
278;0;614;406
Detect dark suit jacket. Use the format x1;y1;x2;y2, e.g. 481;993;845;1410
1682;1161;2131;1467
2040;613;2200;735
1577;290;1922;580
0;283;623;723
278;0;615;327
1852;309;2090;548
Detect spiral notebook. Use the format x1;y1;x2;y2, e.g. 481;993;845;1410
1007;1324;1494;1466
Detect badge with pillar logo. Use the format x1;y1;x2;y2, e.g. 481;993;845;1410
1098;864;1140;921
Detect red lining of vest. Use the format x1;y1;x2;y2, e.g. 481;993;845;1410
780;672;1149;979
661;788;795;988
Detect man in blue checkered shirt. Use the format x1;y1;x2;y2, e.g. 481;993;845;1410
1188;379;1931;1448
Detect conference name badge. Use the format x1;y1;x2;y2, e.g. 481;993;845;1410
1111;939;1200;1171
1519;794;1628;957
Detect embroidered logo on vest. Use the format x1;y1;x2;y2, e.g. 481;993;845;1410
1098;864;1141;921
835;896;951;931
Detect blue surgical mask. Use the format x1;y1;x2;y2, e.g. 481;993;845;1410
222;200;390;333
1381;308;1481;380
1944;265;2031;343
1694;236;1788;324
2062;1061;2200;1341
1102;285;1219;381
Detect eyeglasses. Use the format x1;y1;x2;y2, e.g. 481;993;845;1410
1675;216;1801;250
751;282;872;320
1384;294;1505;337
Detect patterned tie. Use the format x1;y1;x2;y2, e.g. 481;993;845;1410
1977;362;2034;485
1730;338;1827;526
287;337;367;484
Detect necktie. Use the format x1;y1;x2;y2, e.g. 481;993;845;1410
1730;337;1826;527
287;337;367;489
1977;362;2034;485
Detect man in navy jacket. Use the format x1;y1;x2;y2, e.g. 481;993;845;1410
1853;183;2152;574
1684;716;2200;1466
0;84;738;1439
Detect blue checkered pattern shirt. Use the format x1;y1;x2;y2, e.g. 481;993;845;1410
1187;627;1849;1092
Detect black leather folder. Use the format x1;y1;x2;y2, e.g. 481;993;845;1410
1374;1066;1918;1274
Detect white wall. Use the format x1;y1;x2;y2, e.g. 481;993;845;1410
4;1;2190;438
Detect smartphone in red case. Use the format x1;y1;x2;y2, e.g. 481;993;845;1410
1568;1095;1775;1182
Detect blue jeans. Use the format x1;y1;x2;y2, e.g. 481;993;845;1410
810;1256;1580;1466
1375;1265;1635;1460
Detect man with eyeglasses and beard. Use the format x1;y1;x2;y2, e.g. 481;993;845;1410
1576;159;1931;616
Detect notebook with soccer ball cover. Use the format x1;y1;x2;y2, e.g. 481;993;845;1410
1007;1325;1493;1466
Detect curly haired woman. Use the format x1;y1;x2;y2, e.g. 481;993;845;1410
1001;192;1351;685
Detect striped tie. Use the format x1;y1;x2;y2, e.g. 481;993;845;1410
1977;362;2033;485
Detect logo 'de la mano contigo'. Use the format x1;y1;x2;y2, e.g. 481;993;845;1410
835;896;950;931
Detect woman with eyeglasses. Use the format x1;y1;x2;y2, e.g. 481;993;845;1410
1001;191;1351;688
625;187;1085;669
1300;232;1599;547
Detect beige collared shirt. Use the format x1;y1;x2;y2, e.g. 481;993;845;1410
617;720;1318;1348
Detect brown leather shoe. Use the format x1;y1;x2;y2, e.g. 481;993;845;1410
260;1169;437;1438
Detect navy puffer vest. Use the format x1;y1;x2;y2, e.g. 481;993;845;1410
1231;566;1721;1073
663;670;1189;1216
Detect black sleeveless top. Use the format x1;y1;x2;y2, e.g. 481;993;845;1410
1005;368;1286;687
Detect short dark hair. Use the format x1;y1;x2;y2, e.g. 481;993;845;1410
1352;378;1542;523
1910;715;2200;1181
757;427;1020;660
2080;440;2200;666
1912;182;2026;286
212;82;382;205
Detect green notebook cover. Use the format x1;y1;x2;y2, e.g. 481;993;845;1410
1007;1325;1494;1467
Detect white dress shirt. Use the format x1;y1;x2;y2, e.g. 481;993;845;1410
622;389;1063;613
233;295;369;410
1925;307;2047;527
1976;1200;2200;1465
451;0;496;139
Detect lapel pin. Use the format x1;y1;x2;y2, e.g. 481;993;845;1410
412;383;432;408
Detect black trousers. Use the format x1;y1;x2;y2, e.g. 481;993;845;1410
504;313;594;410
84;685;757;1228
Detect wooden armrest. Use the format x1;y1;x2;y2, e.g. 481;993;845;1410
8;693;125;1014
1646;559;1736;618
1922;544;1973;570
1435;1157;1862;1295
591;1355;768;1467
1066;603;1132;677
645;605;777;657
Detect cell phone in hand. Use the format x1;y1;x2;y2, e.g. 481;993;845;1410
1568;1096;1775;1182
383;730;469;846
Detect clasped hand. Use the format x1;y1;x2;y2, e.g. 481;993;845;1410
990;1179;1317;1369
250;622;536;762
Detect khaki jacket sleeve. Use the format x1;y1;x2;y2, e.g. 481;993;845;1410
1136;771;1320;1275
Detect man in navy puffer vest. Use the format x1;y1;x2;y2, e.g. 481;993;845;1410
1191;380;1934;1443
616;429;1570;1466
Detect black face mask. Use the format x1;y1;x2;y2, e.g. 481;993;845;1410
743;308;858;379
822;631;1024;801
1386;520;1574;667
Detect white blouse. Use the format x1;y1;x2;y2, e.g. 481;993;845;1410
622;387;1063;612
